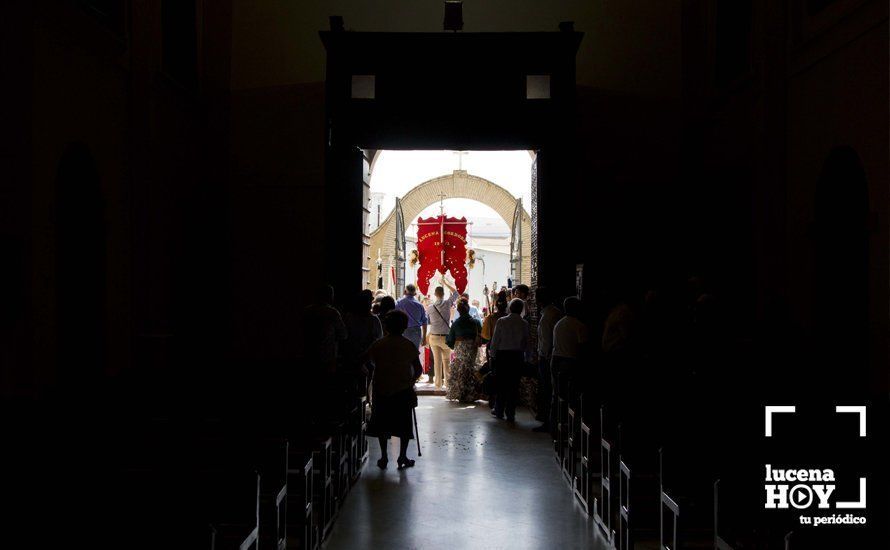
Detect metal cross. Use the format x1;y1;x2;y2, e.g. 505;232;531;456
437;191;447;216
452;150;469;170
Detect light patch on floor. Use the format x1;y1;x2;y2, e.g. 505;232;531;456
323;396;609;550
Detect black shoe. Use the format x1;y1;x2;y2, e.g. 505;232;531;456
491;410;503;419
532;424;550;432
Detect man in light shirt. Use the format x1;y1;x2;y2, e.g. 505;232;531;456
395;284;428;358
533;287;562;433
489;298;530;421
550;296;589;429
426;278;458;389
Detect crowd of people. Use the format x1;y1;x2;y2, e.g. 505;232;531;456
303;273;724;470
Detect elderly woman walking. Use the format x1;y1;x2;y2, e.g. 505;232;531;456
445;300;482;403
365;310;423;470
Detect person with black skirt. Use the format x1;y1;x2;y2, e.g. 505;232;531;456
365;310;423;469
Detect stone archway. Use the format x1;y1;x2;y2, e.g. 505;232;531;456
369;170;532;292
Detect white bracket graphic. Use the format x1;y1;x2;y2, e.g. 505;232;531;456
835;477;867;509
765;406;796;437
835;405;867;437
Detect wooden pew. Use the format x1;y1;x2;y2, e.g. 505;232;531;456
564;381;581;485
311;434;335;543
110;413;271;550
359;394;370;466
555;369;570;467
331;420;351;509
347;394;365;484
286;446;315;550
574;392;601;514
284;424;350;549
189;423;290;550
205;471;261;550
596;403;619;546
657;411;717;549
616;411;662;550
714;479;794;550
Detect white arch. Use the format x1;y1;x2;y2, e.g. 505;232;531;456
368;171;531;291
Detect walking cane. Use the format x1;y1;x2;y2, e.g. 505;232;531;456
412;406;422;456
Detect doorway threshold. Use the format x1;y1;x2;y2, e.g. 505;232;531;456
415;381;446;396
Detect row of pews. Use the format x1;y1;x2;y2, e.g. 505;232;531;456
114;373;371;550
550;354;796;550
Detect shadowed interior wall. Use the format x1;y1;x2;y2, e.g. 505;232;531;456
225;2;684;364
230;0;681;97
785;10;889;389
3;0;887;399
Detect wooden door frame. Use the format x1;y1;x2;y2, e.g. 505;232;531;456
321;30;582;301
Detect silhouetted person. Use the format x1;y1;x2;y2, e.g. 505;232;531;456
395;283;428;356
460;292;482;321
377;295;396;319
481;290;509;344
302;284;347;420
533;286;562;432
304;284;347;376
512;284;530;317
426;279;458;389
446;299;482;403
365;311;423;470
470;299;483;321
602;292;635;357
420;295;435;383
342;290;383;377
550;297;589;428
480;290;509;408
489;298;529;421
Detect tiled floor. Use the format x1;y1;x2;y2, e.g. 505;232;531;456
324;396;609;550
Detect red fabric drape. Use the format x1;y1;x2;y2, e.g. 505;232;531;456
415;215;468;295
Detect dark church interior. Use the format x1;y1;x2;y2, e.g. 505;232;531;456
2;1;888;548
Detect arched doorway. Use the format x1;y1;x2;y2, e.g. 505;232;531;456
368;170;532;295
321;30;581;300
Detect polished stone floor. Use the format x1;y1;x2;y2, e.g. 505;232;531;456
324;396;609;550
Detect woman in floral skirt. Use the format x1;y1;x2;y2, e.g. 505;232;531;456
446;300;482;403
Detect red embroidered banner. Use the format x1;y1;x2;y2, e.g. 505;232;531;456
415;215;468;295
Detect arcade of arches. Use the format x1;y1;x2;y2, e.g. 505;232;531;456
368;170;532;292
